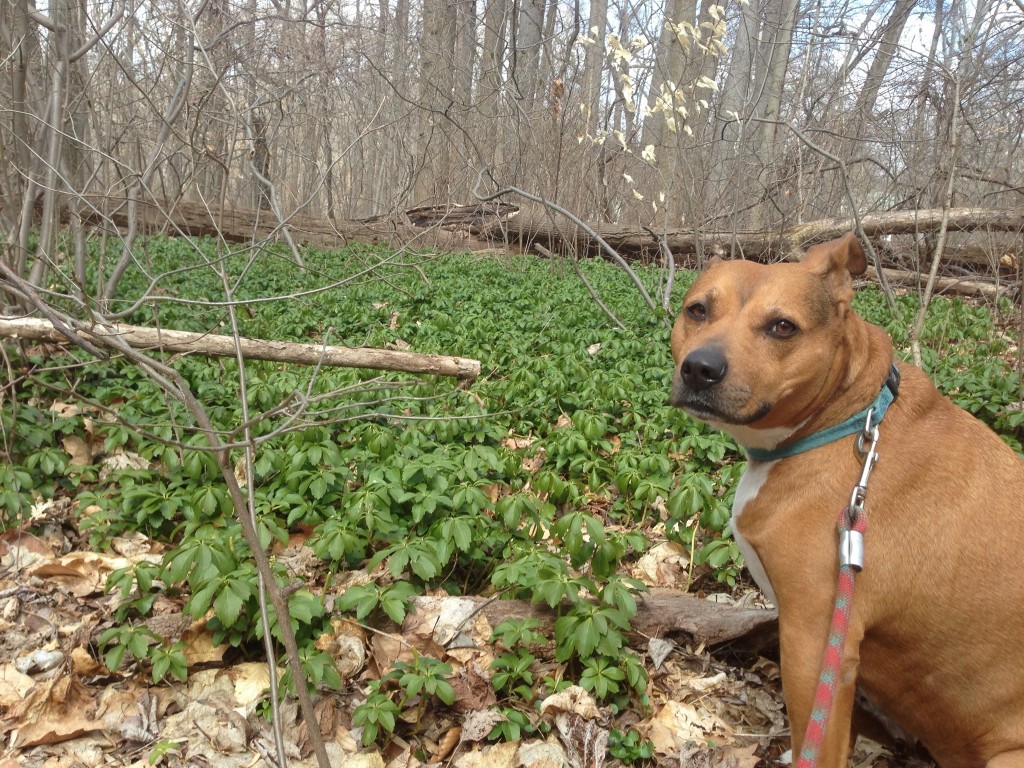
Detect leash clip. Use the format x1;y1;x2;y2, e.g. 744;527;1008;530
841;408;880;572
849;408;880;512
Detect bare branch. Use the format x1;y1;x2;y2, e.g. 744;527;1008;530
0;317;482;379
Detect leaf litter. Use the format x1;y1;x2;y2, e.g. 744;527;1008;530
0;501;935;768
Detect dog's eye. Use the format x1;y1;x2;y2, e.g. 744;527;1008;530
769;319;798;338
686;303;707;322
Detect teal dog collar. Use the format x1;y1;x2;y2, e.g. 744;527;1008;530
746;365;901;463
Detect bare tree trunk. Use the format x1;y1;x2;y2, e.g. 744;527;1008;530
414;0;458;204
513;0;545;107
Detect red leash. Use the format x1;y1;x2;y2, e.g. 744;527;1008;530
795;506;868;768
796;413;880;768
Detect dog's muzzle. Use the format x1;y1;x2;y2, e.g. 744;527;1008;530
671;347;771;425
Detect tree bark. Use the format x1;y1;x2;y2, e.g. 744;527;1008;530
408;588;779;648
488;205;1024;261
1;317;482;380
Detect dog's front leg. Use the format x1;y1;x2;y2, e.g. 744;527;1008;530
780;616;863;768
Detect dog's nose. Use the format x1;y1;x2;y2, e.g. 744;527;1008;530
680;348;728;391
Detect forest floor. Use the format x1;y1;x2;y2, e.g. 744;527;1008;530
0;493;935;768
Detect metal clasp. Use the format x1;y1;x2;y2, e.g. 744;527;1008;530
841;408;880;572
848;408;880;515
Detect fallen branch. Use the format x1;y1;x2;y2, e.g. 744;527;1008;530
483;205;1024;264
865;266;1016;300
0;317;481;380
410;588;778;649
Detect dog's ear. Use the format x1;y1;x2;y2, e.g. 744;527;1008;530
802;232;867;278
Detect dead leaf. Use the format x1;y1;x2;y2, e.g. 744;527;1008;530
453;741;519;768
70;646;106;677
645;700;720;756
713;742;761;768
48;401;82;418
61;434;92;466
368;633;410;679
0;665;35;706
632;541;690;588
586;343;601;356
517;737;569;768
317;619;366;680
405;596;484;648
229;661;277;707
3;676;102;748
432;726;461;761
27;551;131;597
648;637;675;670
552;713;607;768
459;709;506;742
100;450;149;476
539;685;601;720
501;435;535;451
179;617;228;666
449;661;496;713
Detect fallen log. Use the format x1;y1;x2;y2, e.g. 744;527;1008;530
483;206;1024;264
0;317;481;379
864;266;1016;301
408;588;778;649
785;207;1024;248
77;196;498;253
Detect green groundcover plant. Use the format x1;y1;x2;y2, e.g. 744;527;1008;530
4;237;1020;746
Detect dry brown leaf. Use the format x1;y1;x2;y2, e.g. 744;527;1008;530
0;664;35;706
405;595;493;650
645;700;720;756
713;742;761;768
100;450;149;475
517;737;569;768
229;661;278;707
459;709;506;742
109;531;161;558
449;661;496;713
631;541;690;588
180;616;229;666
318;628;367;680
0;531;53;569
48;401;82;418
340;752;386;768
647;637;675;670
97;687;160;742
539;685;601;720
500;435;535;451
431;726;462;761
368;632;412;679
552;713;607;768
453;741;519;768
70;646;107;677
61;434;92;466
4;675;102;748
27;551;131;597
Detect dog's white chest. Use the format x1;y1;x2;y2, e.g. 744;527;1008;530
731;460;778;605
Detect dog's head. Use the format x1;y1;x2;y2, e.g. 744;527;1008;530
669;233;868;449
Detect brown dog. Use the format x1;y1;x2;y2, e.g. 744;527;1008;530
669;233;1024;767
